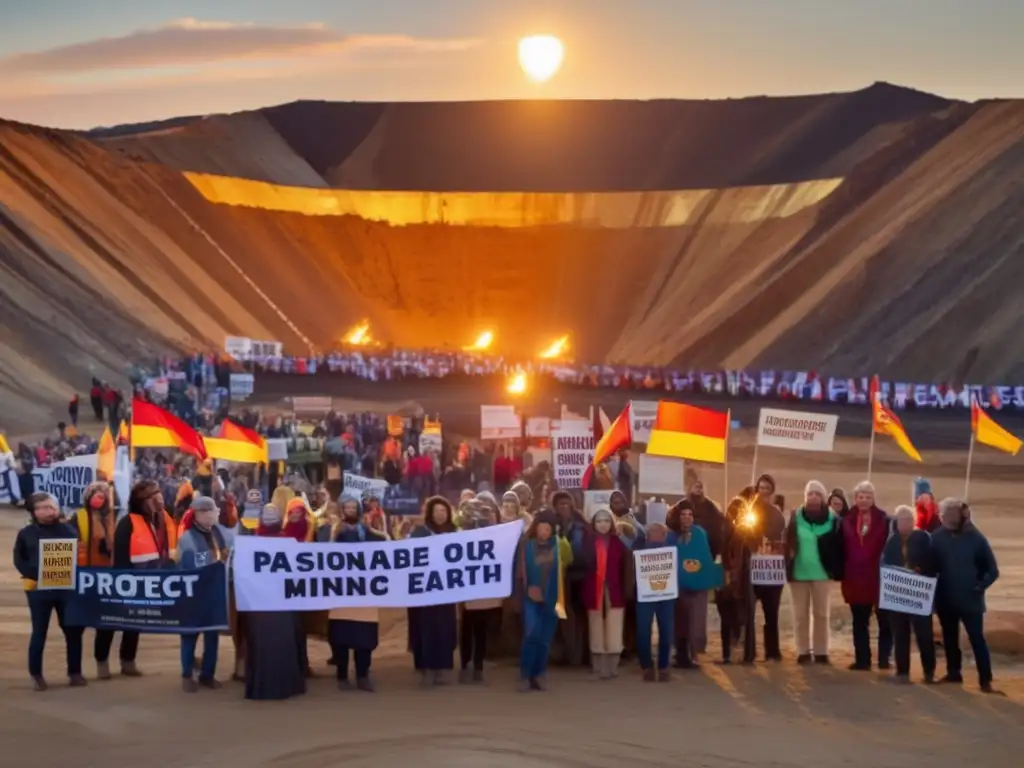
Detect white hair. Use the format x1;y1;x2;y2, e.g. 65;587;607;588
804;480;827;500
852;480;876;496
939;497;971;521
893;504;914;521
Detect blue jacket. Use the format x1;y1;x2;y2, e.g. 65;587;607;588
931;523;998;614
176;525;228;570
675;525;724;592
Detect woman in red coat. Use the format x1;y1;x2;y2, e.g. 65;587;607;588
840;481;892;671
581;508;633;680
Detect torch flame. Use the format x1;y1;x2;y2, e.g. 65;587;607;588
538;335;569;359
343;321;371;346
506;371;528;395
465;330;494;351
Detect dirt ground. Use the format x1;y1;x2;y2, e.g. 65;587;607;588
0;441;1022;767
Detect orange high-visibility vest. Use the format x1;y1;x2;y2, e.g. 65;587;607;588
75;509;113;567
128;512;178;566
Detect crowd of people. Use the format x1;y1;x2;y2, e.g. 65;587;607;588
13;464;1001;697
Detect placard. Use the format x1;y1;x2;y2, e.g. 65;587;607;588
749;554;787;586
638;454;686;496
38;539;78;590
583;490;612;520
480;405;521;440
878;566;937;616
552;420;594;489
756;408;838;452
634;546;678;602
229;373;255;400
525;417;552;438
387;414;405;437
630;400;659;445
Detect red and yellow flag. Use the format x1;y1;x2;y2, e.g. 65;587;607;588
131;399;208;460
204;420;268;464
972;399;1022;456
117;420;130;445
582;404;633;487
872;396;922;462
646;402;729;464
96;426;116;482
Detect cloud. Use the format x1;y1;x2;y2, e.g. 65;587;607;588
0;18;481;95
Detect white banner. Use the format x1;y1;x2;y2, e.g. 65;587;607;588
749;554;787;586
552;420;594;489
31;450;131;513
419;427;442;456
229;373;255;400
756;408;838;452
638;454;686;496
480;405;522;440
634;546;678;602
0;466;21;505
583;490;612;520
232;520;524;610
878;566;937;616
630;400;659;445
343;472;390;499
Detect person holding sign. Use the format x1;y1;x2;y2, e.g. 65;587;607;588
881;505;936;684
581;508;633;681
672;500;721;669
633;522;676;682
12;492;86;691
931;499;999;693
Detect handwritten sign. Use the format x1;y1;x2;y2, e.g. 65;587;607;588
634;546;679;602
749;554;786;586
878;566;936;616
38;539;78;590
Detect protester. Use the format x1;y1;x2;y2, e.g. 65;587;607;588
581;508;632;680
609;489;644;548
325;496;385;692
686;475;727;558
552;491;588;666
746;474;787;662
408;496;459;687
672;499;718;668
458;498;501;684
785;480;842;664
245;504;306;700
882;505;936;684
13;492;86;691
840;481;892;671
175;496;228;692
634;522;675;682
112;480;179;676
913;479;941;533
931;498;999;692
827;488;850;518
517;508;572;692
714;491;755;664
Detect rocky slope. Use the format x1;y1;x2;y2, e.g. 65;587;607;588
1;83;1021;432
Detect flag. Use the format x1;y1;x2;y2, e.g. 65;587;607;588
204;419;268;464
0;433;9;455
581;404;632;488
118;420;130;445
872;396;922;462
646;402;729;464
972;399;1022;456
131;399;208;460
96;426;116;482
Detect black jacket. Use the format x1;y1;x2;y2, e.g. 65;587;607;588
881;529;935;576
13;520;78;582
784;508;844;582
931;523;999;614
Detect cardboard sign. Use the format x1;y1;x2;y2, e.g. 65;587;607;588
480;405;521;440
630;400;659;444
878;566;937;616
634;546;679;602
583;490;613;520
38;539;78;590
552;420;594;489
749;554;787;586
756;408;838;452
638;454;686;496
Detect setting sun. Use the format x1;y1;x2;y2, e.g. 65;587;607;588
518;35;564;83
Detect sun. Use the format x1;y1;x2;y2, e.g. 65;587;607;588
518;35;564;83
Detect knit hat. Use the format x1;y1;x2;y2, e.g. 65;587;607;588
804;480;827;500
913;477;932;500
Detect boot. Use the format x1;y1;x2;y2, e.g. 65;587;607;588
198;677;222;690
120;660;142;677
69;674;88;687
590;654;604;681
517;677;532;693
531;674;548;691
419;671;434;689
678;640;697;669
96;661;111;680
472;669;484;684
232;658;245;682
31;675;47;692
608;653;621;679
356;676;375;693
182;677;199;693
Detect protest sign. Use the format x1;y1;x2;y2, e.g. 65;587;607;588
583;490;612;520
37;539;77;590
232;520;524;611
65;563;229;633
749;554;787;586
634;546;679;602
878;566;937;616
552;420;594;489
0;466;21;505
525;417;552;438
419;424;442;455
30;450;131;513
756;408;838;452
638;454;686;496
343;472;390;497
229;373;255;400
480;405;521;440
630;400;659;444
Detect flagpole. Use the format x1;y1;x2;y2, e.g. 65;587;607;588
750;437;759;486
866;396;877;481
964;431;975;501
724;409;731;503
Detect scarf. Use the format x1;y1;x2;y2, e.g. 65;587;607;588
283;515;310;542
257;522;284;537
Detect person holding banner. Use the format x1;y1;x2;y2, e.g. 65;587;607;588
408;496;459;687
13;492;86;691
840;481;892;672
881;505;936;684
581;508;633;681
931;499;999;692
459;497;501;684
175;496;229;692
516;509;573;692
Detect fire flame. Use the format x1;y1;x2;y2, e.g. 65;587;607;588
506;372;528;395
343;321;371;346
538;335;569;359
465;330;494;351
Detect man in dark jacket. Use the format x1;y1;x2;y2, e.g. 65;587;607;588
931;498;999;692
882;505;936;684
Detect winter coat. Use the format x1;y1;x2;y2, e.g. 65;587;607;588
580;532;633;610
840;505;889;605
881;529;935;576
931;523;999;615
784;507;844;581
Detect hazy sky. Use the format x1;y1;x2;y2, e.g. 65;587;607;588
1;0;1020;128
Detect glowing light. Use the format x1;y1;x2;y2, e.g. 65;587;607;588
741;504;758;529
518;35;564;83
507;372;528;395
538;335;569;359
465;330;494;351
343;321;371;346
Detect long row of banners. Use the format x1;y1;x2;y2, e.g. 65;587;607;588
37;519;937;633
0;449;132;509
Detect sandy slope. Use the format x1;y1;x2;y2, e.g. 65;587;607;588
1;83;1022;432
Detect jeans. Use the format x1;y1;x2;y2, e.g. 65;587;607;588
333;647;372;681
850;604;893;668
750;585;783;659
460;608;496;671
180;631;219;680
717;599;743;662
520;600;558;680
636;600;675;670
938;610;992;684
891;611;936;677
26;590;83;678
